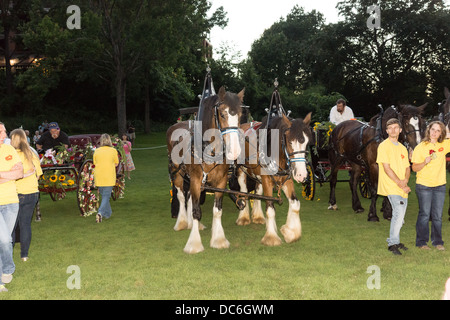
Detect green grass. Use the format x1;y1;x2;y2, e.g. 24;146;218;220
2;132;450;300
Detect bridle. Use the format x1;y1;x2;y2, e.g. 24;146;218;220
281;127;308;169
213;100;239;137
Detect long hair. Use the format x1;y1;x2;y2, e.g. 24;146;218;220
10;128;34;167
423;121;446;143
99;133;113;147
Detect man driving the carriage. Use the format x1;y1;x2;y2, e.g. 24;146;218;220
35;122;70;154
329;98;354;125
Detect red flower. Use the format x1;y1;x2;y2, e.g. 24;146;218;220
429;149;436;154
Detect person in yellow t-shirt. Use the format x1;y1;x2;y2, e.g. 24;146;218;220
377;118;411;255
10;129;43;262
0;122;24;292
93;134;119;223
412;121;450;251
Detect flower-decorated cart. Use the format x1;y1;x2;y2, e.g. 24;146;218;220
37;134;125;217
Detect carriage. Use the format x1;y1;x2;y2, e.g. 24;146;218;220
302;119;372;202
36;133;125;218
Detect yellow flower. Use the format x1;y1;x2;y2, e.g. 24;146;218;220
50;175;57;183
59;175;66;181
68;179;75;186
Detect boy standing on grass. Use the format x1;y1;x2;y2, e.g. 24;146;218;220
376;118;411;255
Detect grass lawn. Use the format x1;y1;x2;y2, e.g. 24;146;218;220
2;132;450;300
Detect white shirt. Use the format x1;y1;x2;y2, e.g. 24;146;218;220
329;105;354;125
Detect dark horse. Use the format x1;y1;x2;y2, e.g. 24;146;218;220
230;113;312;245
167;86;243;253
328;103;426;221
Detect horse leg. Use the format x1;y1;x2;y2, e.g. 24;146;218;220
367;164;380;222
280;179;302;243
210;191;230;249
261;178;282;246
236;170;251;226
173;173;189;231
183;175;204;254
251;182;265;224
349;164;364;213
328;154;341;210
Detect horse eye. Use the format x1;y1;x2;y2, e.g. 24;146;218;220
220;113;226;119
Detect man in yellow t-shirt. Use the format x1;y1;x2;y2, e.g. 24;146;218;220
0;122;24;292
376;118;411;255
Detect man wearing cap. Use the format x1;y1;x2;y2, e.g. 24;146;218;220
35;122;70;153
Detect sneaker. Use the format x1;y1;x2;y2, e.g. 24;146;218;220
96;214;102;223
388;245;402;255
0;285;7;292
1;274;12;284
436;245;445;251
398;243;409;251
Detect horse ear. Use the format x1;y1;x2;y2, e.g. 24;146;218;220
237;88;245;103
445;87;449;99
303;112;312;126
218;86;226;101
417;102;428;113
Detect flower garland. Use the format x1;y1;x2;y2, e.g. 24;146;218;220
78;162;99;216
312;121;336;156
40;145;81;165
38;170;77;197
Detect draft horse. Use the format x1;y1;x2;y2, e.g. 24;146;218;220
328;103;426;221
230;113;312;245
167;86;243;253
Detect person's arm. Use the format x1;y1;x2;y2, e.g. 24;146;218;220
412;157;431;172
382;162;404;187
329;107;337;125
0;162;24;183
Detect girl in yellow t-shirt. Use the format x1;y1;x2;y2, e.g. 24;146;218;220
10;129;43;262
93;134;118;223
412;121;450;250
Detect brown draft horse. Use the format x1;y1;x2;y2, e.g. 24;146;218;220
230;113;312;245
328;103;426;221
167;86;243;254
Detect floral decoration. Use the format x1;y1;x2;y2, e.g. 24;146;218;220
312;121;336;156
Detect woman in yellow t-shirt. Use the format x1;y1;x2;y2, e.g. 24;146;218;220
412;121;450;250
10;129;43;262
93;134;118;223
0;122;23;292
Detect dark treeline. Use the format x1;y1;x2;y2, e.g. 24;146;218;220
1;0;449;133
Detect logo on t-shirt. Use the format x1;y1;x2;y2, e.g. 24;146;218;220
5;155;12;161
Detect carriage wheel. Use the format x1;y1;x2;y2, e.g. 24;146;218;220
359;169;372;199
301;163;315;201
111;159;125;201
76;160;99;216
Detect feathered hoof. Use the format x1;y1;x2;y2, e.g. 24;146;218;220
280;225;301;243
368;216;380;222
236;216;251;226
252;216;266;225
328;204;338;210
261;234;282;246
173;220;188;231
183;242;204;254
210;238;230;249
355;208;365;213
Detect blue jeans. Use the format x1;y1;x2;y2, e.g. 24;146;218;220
415;184;446;247
98;186;113;219
12;193;39;258
0;203;19;285
387;195;408;246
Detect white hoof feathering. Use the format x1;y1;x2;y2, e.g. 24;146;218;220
184;219;204;254
261;206;282;246
281;199;301;243
211;206;230;249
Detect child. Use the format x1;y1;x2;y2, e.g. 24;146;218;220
122;134;135;179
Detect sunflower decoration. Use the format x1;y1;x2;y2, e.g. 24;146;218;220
312;121;336;156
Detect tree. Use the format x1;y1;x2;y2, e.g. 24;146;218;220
336;0;450;117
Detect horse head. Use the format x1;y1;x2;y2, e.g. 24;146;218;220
283;112;312;183
203;86;244;161
396;103;427;151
